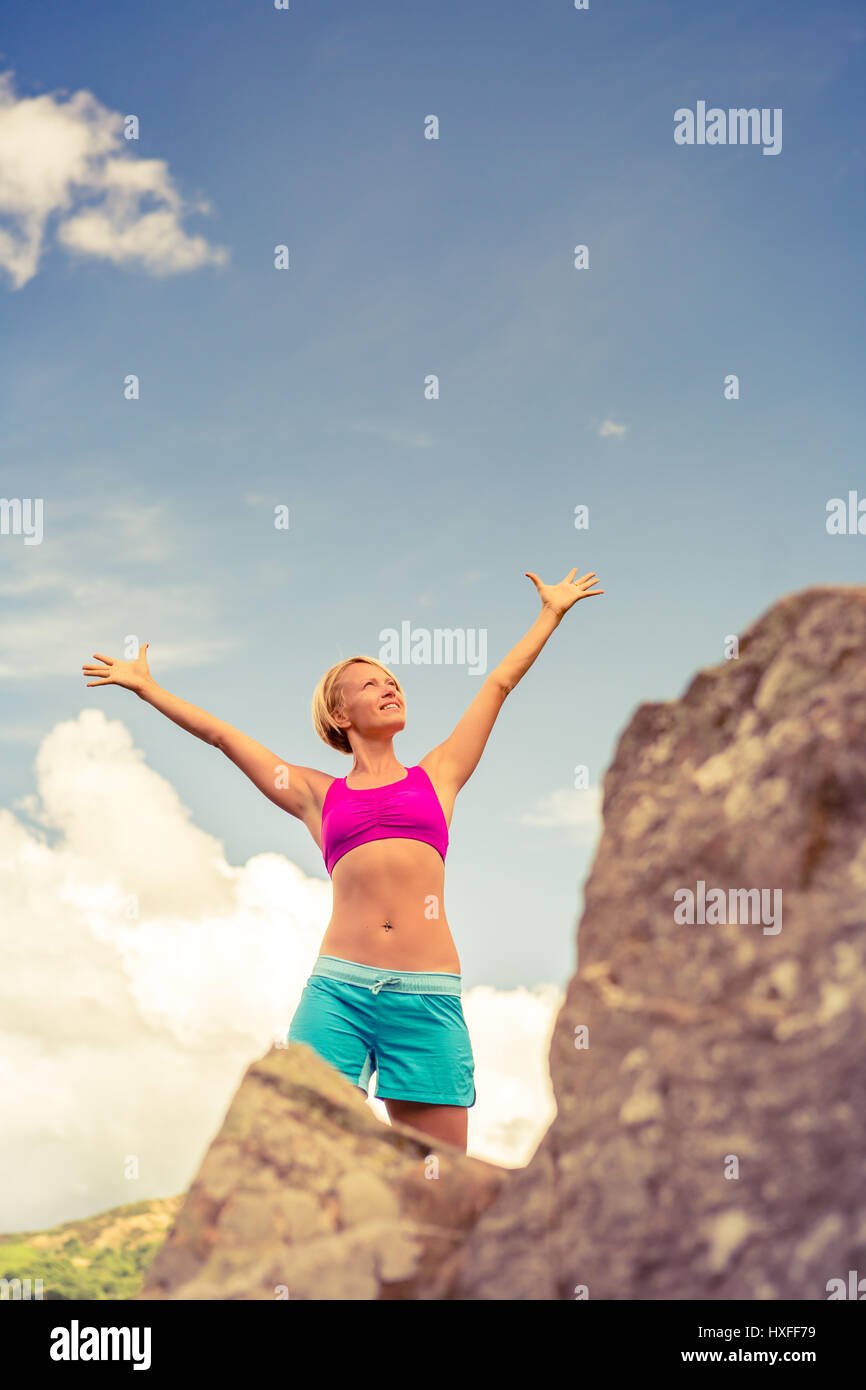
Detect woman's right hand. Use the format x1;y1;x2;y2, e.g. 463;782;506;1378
82;643;153;693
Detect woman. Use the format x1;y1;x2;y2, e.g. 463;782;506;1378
82;567;603;1153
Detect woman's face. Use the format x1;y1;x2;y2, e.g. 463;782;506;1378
335;664;405;738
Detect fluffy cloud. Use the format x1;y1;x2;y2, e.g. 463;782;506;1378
0;70;227;289
512;785;603;846
1;710;561;1230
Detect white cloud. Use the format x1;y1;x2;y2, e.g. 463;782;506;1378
1;710;561;1229
598;419;628;437
0;500;184;582
0;611;235;681
0;70;228;289
456;984;561;1168
512;785;603;845
0;498;238;679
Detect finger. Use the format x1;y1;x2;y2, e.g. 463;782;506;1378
85;679;111;686
92;653;114;664
579;572;596;582
564;568;577;583
524;572;541;585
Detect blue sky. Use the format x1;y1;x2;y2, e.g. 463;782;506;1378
1;0;865;1218
2;0;865;987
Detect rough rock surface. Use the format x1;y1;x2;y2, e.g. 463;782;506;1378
439;585;866;1299
139;586;866;1300
136;1041;506;1300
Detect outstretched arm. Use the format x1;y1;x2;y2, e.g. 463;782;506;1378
82;642;322;820
424;567;603;793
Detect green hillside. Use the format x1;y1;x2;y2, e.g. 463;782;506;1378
0;1195;182;1301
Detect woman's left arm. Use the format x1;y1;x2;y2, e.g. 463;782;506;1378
422;567;603;793
493;567;604;692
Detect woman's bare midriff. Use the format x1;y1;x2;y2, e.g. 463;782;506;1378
317;837;461;973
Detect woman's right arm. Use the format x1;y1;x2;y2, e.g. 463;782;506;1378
82;643;324;820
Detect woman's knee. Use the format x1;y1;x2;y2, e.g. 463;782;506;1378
382;1098;468;1150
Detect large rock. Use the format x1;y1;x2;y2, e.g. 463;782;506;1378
136;1041;506;1300
440;585;866;1298
139;586;866;1300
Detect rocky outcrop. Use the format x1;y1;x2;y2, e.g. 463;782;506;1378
137;1041;506;1300
139;586;866;1300
440;585;866;1299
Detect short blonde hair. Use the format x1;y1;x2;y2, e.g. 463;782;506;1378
311;656;403;756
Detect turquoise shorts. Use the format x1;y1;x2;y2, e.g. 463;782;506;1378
287;955;476;1107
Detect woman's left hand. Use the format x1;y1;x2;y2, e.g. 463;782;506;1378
525;567;604;618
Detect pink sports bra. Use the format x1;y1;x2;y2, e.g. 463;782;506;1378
320;764;449;877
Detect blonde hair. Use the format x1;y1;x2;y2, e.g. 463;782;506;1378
311;655;403;756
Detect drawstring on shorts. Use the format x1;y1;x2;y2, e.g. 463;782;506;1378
370;976;402;995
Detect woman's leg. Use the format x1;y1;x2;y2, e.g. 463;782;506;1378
381;1097;468;1152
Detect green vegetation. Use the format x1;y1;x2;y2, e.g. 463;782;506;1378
0;1195;183;1301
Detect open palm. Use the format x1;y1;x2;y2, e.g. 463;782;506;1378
525;567;604;617
82;643;152;691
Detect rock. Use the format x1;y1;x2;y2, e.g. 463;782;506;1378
437;586;866;1299
136;1040;506;1301
138;587;866;1300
